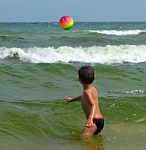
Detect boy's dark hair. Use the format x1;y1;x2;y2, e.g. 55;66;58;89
78;66;95;84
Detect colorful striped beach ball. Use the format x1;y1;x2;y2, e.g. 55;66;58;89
59;16;74;30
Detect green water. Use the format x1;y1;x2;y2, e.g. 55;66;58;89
0;97;146;150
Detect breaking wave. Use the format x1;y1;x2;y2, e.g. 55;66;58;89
0;45;146;64
89;30;146;36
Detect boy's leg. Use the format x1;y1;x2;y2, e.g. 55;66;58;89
81;123;97;138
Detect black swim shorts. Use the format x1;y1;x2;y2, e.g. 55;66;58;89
93;118;104;135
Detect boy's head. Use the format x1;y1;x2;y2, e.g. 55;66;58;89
78;66;95;84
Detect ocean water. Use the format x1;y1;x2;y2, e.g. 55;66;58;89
0;22;146;150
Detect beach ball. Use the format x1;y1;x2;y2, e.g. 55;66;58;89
59;16;74;30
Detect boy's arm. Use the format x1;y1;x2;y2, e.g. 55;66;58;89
64;95;81;104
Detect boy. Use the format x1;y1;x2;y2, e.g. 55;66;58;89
64;66;104;138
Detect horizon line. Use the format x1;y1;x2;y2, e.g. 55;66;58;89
0;21;146;23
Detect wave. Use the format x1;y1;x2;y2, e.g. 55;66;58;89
88;30;146;36
123;89;145;94
0;45;146;64
112;89;145;95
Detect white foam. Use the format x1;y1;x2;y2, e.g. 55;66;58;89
124;90;144;94
0;45;146;64
89;30;146;35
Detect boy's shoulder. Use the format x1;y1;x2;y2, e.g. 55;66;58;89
84;85;96;95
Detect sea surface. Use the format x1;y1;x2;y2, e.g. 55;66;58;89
0;22;146;150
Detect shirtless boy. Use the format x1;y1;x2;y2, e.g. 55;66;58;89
64;66;104;138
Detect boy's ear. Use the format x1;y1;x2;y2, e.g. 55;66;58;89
79;78;83;84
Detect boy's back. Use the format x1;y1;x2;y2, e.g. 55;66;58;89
81;84;103;120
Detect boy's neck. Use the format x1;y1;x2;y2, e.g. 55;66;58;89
82;83;93;89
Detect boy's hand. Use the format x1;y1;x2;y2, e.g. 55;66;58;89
64;96;72;104
86;119;93;128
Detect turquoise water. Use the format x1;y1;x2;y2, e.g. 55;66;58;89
0;22;146;150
